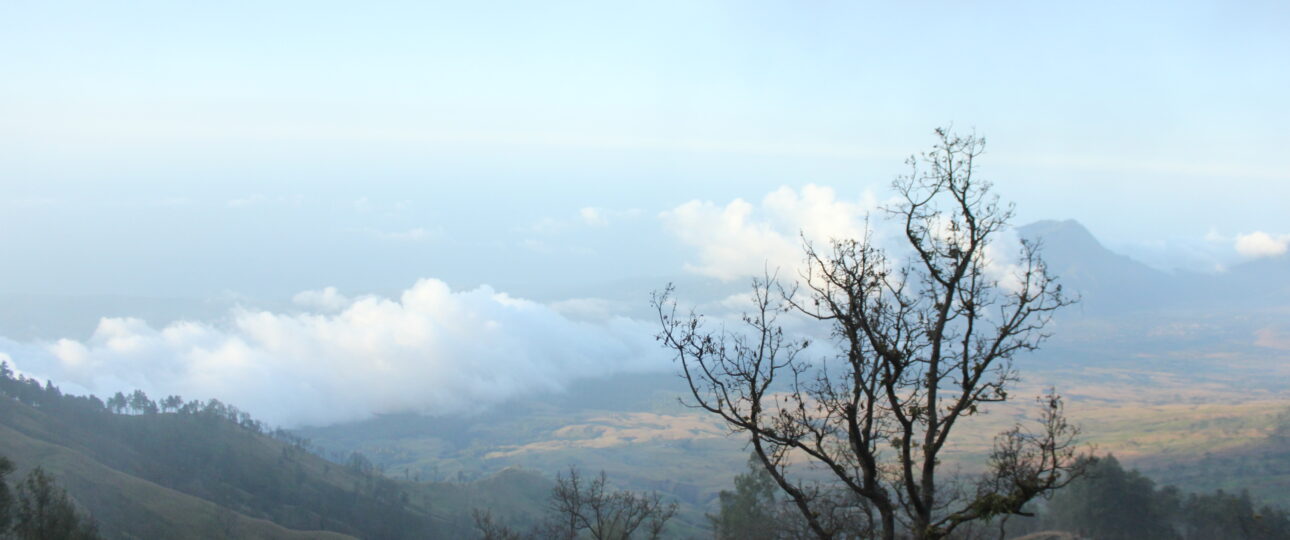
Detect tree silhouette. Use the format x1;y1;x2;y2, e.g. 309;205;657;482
549;467;677;540
654;129;1085;540
0;456;14;533
709;452;778;539
11;467;101;539
473;467;677;540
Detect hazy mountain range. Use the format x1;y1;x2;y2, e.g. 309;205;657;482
2;218;1287;536
4;218;1283;339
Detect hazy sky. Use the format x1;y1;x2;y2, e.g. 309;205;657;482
4;0;1289;297
2;2;1287;424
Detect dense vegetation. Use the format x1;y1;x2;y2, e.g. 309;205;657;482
1139;408;1290;509
6;358;1289;539
706;452;1290;540
0;362;436;539
0;456;102;539
475;466;678;540
1013;455;1290;540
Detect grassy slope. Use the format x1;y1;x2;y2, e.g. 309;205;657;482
299;381;748;536
415;467;557;534
0;390;569;539
0;420;354;540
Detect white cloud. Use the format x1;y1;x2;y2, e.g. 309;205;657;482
227;194;304;208
1234;231;1289;259
1113;232;1238;273
579;207;610;227
353;197;413;216
382;227;432;241
661;184;1042;296
292;287;351;312
354;226;439;242
0;280;662;427
660;184;880;280
525;207;640;236
227;194;267;208
522;217;566;236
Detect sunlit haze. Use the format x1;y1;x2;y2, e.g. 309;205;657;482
1;5;1288;537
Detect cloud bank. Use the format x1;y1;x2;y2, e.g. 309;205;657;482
660;184;1027;290
661;184;881;280
0;279;662;427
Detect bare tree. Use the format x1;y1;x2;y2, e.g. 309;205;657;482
473;467;677;540
653;129;1084;540
550;467;678;540
472;509;526;540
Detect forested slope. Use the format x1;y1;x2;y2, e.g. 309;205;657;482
0;363;548;539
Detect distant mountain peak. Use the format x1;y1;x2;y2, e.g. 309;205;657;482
1014;219;1174;314
1017;219;1104;252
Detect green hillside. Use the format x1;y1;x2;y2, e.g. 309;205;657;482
0;420;352;540
0;365;552;539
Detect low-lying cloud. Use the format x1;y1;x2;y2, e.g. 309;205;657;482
660;184;1028;291
661;184;881;280
0;279;662;427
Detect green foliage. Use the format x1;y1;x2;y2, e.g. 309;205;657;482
0;456;13;533
1043;456;1175;539
10;467;102;540
708;453;780;540
0;458;102;539
1012;454;1290;540
1173;489;1289;540
0;361;441;539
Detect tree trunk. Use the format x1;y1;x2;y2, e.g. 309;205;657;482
880;508;896;540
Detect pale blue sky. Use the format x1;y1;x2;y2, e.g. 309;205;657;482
3;0;1288;298
4;1;1290;423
